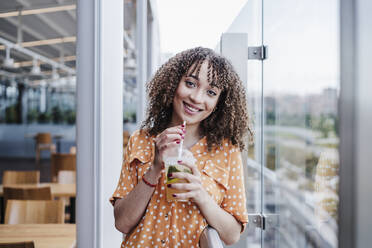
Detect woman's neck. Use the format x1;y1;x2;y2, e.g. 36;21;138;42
183;123;203;149
168;119;202;149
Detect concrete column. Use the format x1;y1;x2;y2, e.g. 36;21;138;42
76;0;123;247
339;0;372;247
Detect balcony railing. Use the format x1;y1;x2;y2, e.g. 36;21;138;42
246;158;337;247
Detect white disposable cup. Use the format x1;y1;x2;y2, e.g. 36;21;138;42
164;150;195;202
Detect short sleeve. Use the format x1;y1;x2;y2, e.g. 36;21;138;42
221;147;248;232
109;134;138;206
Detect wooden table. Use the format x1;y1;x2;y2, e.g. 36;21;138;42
0;183;76;223
0;183;75;198
0;224;76;248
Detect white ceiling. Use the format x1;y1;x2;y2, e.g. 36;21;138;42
0;0;76;77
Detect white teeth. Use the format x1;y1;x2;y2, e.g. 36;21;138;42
185;103;199;112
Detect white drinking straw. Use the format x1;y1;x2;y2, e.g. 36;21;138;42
178;120;186;160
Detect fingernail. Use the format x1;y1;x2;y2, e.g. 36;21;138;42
181;124;185;128
177;160;182;164
172;194;177;197
168;173;173;178
176;141;180;144
167;184;172;188
181;135;184;139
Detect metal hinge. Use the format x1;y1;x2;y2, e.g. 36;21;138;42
248;46;268;60
248;213;279;230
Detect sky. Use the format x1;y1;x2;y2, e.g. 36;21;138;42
156;0;340;95
157;0;248;54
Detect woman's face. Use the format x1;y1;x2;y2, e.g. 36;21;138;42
172;60;221;127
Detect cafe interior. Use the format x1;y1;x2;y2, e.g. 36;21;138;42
0;0;141;247
0;0;78;247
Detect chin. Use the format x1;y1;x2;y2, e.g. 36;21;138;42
184;115;210;126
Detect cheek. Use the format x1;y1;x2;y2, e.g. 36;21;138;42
206;98;219;111
174;85;187;100
173;88;186;110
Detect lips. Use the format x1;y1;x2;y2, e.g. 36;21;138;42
183;102;202;114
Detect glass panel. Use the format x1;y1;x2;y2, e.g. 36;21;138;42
123;0;137;134
0;0;76;223
225;0;263;247
263;0;340;247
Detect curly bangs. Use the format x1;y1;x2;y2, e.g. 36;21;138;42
141;47;252;151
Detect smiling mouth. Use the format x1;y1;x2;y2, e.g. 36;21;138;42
183;102;202;113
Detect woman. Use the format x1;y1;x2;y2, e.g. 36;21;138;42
110;47;252;247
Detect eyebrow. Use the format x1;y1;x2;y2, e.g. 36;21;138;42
186;74;199;81
186;74;219;89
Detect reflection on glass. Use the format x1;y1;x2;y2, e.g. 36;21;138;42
263;0;340;247
0;0;77;225
123;0;137;133
224;0;262;247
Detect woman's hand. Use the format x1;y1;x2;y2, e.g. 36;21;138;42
168;159;209;205
154;124;185;171
169;159;242;245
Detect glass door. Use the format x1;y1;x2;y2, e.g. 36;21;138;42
219;0;263;247
262;0;340;247
221;0;340;247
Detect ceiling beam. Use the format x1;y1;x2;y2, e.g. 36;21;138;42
0;36;75;74
0;36;76;50
13;55;76;67
0;30;45;61
0;69;18;78
32;69;76;76
3;16;64;57
16;0;72;39
56;0;76;21
0;4;76;18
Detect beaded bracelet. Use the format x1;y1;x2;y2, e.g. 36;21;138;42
142;175;157;187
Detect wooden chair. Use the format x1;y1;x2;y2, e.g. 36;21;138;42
0;241;35;248
56;170;76;223
5;200;65;224
58;171;76;184
123;131;130;149
51;153;76;182
3;186;52;213
2;171;40;185
35;133;56;164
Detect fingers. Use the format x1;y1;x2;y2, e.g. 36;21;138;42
167;181;202;201
156;140;179;153
157;133;183;144
155;125;185;148
168;171;206;203
158;125;185;139
164;125;186;135
170;171;201;185
177;160;201;178
167;182;199;191
171;191;198;201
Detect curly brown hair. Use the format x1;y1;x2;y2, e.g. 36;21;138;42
141;47;252;151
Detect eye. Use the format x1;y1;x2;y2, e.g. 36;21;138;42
185;80;196;88
207;89;217;96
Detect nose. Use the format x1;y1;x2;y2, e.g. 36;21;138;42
189;89;203;104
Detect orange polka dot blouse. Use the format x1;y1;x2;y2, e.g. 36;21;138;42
110;130;248;247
